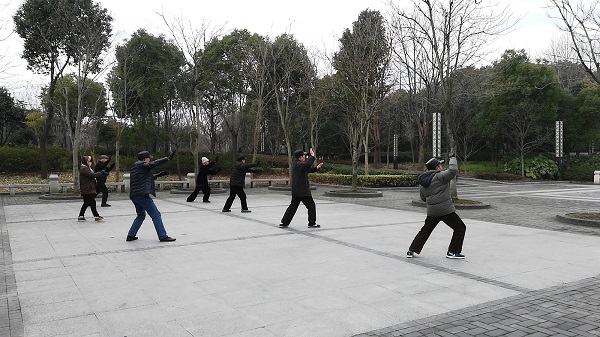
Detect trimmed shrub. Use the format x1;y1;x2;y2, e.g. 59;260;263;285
311;173;419;187
0;146;71;173
473;172;524;181
562;155;600;182
503;155;558;180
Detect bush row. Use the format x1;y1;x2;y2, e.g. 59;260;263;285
2;146;598;183
311;173;419;187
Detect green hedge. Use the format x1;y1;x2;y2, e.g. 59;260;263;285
0;146;71;173
562;155;600;182
311;173;419;187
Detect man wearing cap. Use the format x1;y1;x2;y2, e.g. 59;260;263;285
406;153;467;259
126;150;176;242
279;147;324;229
94;154;115;207
187;156;220;203
222;155;258;213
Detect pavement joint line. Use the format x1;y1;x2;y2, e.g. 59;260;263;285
297;229;533;293
10;231;293;265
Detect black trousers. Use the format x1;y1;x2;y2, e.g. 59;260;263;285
79;193;100;217
223;186;248;210
97;180;109;204
187;185;211;202
409;212;466;254
281;196;316;226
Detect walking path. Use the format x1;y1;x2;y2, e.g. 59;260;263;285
1;180;600;337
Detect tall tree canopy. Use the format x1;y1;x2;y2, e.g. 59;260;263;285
13;0;112;178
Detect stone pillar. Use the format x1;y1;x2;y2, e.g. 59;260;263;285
595;171;600;184
187;173;195;189
245;172;252;188
123;173;130;193
49;174;59;194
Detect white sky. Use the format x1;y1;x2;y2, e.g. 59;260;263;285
0;0;574;107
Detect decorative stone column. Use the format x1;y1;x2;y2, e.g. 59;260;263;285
49;174;59;194
123;173;130;193
187;173;195;189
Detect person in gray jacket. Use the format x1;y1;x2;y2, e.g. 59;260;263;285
406;154;466;259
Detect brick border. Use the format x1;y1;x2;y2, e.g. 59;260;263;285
0;206;24;337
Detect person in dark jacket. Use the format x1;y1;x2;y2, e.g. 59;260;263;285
279;148;323;228
187;156;220;203
222;155;258;213
126;150;176;242
406;154;467;259
78;155;108;222
94;154;115;207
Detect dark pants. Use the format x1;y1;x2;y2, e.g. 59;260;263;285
223;186;248;211
97;180;109;204
79;194;100;217
281;196;316;226
187;185;211;202
409;212;466;254
128;195;168;240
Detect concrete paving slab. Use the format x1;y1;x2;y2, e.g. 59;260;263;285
2;186;600;336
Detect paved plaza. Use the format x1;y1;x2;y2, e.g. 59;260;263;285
2;180;600;337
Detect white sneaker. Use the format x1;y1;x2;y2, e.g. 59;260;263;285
446;252;465;259
406;251;418;258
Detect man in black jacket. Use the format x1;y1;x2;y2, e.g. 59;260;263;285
94;154;115;207
126;150;176;242
279;148;323;228
222;155;257;213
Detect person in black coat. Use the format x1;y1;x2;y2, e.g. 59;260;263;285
94;154;115;207
187;156;221;203
279;148;324;228
126;150;176;242
222;155;258;213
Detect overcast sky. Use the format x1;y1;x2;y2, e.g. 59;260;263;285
0;0;571;106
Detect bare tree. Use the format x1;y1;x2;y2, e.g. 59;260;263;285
504;103;553;176
548;0;600;85
159;12;221;174
243;34;273;162
62;1;112;185
388;10;437;167
388;0;512;197
0;2;14;81
269;34;314;181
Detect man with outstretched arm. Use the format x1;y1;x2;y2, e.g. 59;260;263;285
279;148;324;229
126;150;177;242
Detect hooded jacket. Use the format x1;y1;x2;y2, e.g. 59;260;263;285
418;156;458;217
